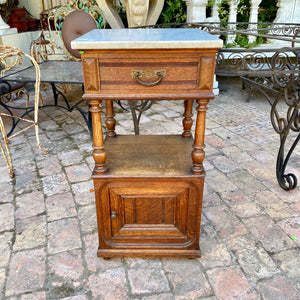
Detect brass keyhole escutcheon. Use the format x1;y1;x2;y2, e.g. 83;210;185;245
111;211;117;219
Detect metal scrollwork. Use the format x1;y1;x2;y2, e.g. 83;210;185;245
246;52;270;71
241;46;300;191
216;50;272;76
271;48;300;89
267;48;300;190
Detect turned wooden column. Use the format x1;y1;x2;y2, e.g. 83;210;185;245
89;99;107;174
182;100;194;138
191;98;209;174
105;100;117;138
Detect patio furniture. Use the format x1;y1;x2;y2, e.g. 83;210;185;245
20;1;106;137
1;60;87;134
0;80;29;105
1;4;105;139
33;0;105;62
29;0;105;134
241;47;300;191
0;45;48;178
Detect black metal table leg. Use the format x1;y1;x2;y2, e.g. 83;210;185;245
242;76;300;191
50;83;72;111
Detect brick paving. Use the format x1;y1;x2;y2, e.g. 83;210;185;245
0;77;299;299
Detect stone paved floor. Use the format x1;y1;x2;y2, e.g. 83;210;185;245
0;77;299;299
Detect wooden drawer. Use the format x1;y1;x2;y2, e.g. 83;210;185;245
81;50;216;96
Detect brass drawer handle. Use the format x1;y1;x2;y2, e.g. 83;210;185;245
132;69;166;86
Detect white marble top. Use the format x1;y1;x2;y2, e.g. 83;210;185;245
71;28;223;50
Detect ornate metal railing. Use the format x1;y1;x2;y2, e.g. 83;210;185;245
143;22;300;41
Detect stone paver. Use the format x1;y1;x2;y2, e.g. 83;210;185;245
204;205;248;239
0;203;14;232
71;181;95;206
277;217;300;247
163;259;212;298
5;249;46;297
83;233;123;273
128;268;170;295
48;249;84;281
88;268;129;299
78;204;97;234
243;216;295;253
0;181;13;203
272;249;300;290
225;235;279;281
0;77;299;299
207;266;258;299
46;192;77;221
20;291;47;300
257;275;300;300
65;164;91;183
58;150;83;166
15;191;45;219
48;218;82;254
0;268;6;298
36;155;63;177
14;215;46;251
42;173;70;196
0;232;13;268
200;227;233;269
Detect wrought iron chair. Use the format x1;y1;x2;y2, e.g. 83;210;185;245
0;46;48;178
31;0;106;62
28;0;106;136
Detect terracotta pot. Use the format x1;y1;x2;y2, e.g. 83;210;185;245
27;19;38;31
7;20;21;32
11;8;26;19
21;19;29;32
8;14;18;22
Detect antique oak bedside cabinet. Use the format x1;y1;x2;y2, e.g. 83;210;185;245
72;28;222;258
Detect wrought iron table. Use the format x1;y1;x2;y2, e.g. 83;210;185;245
241;47;300;191
1;59;150;136
1;60;89;136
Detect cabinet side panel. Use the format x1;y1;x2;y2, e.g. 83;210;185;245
199;55;216;92
82;56;99;93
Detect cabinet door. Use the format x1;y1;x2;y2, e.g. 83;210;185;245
96;178;203;248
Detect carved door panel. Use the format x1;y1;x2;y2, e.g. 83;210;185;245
97;178;203;246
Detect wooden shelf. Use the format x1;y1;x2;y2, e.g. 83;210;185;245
99;135;196;177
